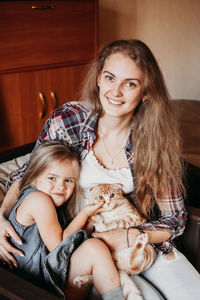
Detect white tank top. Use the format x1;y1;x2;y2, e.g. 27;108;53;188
79;150;134;207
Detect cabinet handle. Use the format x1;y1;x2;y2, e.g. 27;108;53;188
32;5;55;10
38;92;47;119
50;91;58;114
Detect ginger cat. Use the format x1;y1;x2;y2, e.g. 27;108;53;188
74;183;157;300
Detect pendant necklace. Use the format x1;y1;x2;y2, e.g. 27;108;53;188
99;124;130;166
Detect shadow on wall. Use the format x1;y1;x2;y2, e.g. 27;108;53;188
98;5;137;49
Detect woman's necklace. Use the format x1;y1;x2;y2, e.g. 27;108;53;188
99;124;130;166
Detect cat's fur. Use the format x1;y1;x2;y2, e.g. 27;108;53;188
73;183;157;300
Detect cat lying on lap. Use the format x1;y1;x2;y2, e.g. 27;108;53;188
74;183;157;300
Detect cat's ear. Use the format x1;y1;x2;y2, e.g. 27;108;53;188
112;183;123;189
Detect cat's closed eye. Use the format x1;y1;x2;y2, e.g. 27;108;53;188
98;195;104;200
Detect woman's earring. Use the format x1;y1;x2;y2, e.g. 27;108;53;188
142;98;147;103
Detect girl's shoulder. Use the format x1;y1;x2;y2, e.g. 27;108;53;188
17;188;54;214
15;188;38;208
18;190;56;224
24;189;53;207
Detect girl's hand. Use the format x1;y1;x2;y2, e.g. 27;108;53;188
82;201;105;218
0;216;24;268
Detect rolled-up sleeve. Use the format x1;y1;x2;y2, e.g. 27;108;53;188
137;187;187;253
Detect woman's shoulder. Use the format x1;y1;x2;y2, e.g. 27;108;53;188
52;101;92;120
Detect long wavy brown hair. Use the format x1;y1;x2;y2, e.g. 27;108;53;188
80;39;185;218
19;141;80;219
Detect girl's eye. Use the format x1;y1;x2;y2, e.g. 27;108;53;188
99;195;104;200
110;193;115;198
48;177;56;181
65;178;74;183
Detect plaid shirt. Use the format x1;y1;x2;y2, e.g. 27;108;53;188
10;101;187;254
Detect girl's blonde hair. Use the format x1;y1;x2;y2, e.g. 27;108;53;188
19;141;80;219
80;39;185;218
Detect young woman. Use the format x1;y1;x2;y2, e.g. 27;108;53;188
0;39;200;299
7;141;124;300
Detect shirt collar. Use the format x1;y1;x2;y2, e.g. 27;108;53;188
80;111;99;135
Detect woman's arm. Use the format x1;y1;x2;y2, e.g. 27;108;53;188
0;181;24;267
92;228;172;252
0;181;20;219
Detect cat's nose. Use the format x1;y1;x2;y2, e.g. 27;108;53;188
104;195;110;203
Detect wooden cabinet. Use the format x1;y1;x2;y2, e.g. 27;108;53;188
0;0;98;151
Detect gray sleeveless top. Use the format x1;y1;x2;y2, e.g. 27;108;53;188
8;188;88;298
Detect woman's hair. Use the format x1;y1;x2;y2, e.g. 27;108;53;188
80;39;185;218
19;141;80;219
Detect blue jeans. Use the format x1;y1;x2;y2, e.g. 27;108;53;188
89;248;200;300
141;247;200;300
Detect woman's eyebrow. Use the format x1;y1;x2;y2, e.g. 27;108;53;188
103;71;115;77
103;71;141;84
125;78;141;84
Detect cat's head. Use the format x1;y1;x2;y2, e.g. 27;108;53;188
88;183;123;209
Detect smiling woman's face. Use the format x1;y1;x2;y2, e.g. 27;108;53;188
97;52;145;121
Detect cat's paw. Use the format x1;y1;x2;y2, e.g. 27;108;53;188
135;232;148;245
96;223;108;232
73;275;93;287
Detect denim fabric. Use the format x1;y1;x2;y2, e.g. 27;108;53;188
141;248;200;300
8;188;88;298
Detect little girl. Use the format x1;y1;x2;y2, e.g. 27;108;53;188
8;141;124;300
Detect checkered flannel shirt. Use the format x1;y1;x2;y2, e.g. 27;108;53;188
9;101;187;254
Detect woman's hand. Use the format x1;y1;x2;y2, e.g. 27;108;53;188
92;228;140;252
0;215;24;268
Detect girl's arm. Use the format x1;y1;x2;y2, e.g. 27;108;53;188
63;202;104;239
23;191;103;252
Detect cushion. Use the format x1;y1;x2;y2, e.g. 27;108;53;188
0;154;29;207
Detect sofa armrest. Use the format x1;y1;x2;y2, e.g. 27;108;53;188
179;205;200;273
0;142;35;163
0;265;59;299
187;205;200;222
0;143;35;207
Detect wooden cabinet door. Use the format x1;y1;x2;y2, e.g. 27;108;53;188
43;64;87;113
0;0;97;151
0;71;47;150
0;64;86;151
0;0;97;72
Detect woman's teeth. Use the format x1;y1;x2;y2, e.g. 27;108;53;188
108;98;123;105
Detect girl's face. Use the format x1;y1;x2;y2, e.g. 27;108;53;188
97;52;144;121
33;159;76;207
